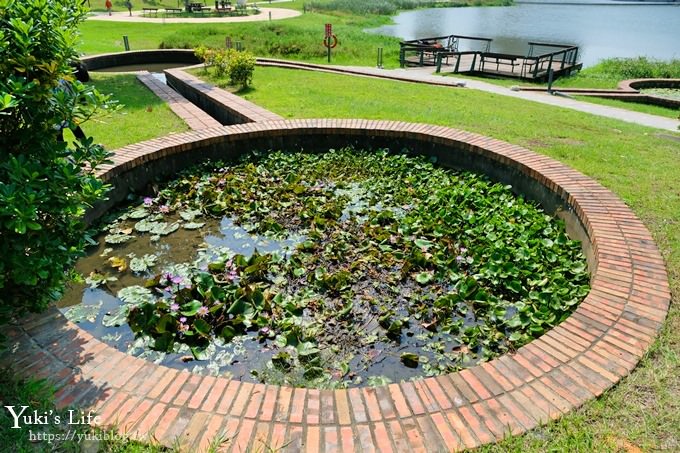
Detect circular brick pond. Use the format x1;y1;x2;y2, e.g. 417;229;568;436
7;120;671;451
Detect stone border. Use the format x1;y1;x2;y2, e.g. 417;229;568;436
5;120;671;452
82;50;200;72
137;71;222;130
520;78;680;109
165;68;283;124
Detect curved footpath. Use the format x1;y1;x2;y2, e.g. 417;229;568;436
77;31;676;130
87;7;300;23
256;59;680;132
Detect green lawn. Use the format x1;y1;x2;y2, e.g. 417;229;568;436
78;8;403;67
73;73;189;150
571;95;680;120
196;65;680;451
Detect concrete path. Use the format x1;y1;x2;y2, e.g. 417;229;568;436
87;7;300;23
341;66;680;132
259;59;680;132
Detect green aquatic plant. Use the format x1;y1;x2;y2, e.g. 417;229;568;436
75;147;590;386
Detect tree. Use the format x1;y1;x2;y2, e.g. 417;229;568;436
0;0;113;325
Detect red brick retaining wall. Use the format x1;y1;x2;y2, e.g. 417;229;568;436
5;120;671;452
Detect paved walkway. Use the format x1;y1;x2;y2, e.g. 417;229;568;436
87;7;300;23
257;59;680;132
137;71;223;130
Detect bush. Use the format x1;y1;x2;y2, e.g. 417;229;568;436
194;47;256;88
595;57;680;79
0;0;113;325
227;50;256;88
305;0;511;15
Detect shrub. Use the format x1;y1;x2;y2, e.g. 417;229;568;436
0;0;113;325
194;47;256;88
227;50;256;88
596;57;680;79
305;0;510;15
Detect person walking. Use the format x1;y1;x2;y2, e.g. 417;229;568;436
105;0;112;15
125;0;132;16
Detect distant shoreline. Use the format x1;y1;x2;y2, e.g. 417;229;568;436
515;0;679;5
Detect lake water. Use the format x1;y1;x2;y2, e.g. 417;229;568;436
371;1;680;67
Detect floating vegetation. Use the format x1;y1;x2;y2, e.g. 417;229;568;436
640;87;680;101
61;148;589;388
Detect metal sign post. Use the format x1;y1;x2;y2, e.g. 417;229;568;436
323;23;337;63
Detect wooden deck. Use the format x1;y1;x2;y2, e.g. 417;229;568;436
400;36;582;82
404;53;582;81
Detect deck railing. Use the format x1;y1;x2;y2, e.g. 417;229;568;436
399;35;492;68
521;42;579;78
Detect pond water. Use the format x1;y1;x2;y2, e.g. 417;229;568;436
60;149;589;388
371;1;680;67
91;63;189;73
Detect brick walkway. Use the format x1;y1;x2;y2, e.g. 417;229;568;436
4;120;671;452
165;68;284;124
137;71;222;130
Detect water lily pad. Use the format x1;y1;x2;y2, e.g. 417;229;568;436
128;208;150;220
400;352;420;368
65;301;102;323
101;332;123;343
130;254;158;273
183;222;205;230
108;256;127;272
134;218;157;232
150;222;180;236
415;271;433;284
99;248;114;257
180;209;203;221
104;233;134;244
85;271;117;288
117;285;155;306
102;305;129;327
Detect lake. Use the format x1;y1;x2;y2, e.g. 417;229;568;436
370;1;680;67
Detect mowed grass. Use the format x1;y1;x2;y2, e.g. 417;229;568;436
74;73;189;150
210;66;679;451
572;95;680;119
78;10;402;67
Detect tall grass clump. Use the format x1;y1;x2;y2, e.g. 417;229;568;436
595;57;680;79
305;0;510;16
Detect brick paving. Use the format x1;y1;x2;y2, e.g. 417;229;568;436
165;68;284;124
137;71;222;130
3;120;671;451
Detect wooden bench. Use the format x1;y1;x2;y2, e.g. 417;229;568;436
142;7;158;17
480;52;520;72
215;5;232;15
164;8;182;15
